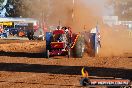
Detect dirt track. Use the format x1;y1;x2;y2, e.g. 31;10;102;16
0;39;131;88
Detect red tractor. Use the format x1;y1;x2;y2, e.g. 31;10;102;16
45;26;85;58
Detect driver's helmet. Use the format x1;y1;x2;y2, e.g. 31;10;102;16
57;26;62;30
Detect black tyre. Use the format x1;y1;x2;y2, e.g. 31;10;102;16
74;35;85;58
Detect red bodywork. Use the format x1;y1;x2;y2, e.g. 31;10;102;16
49;50;66;56
51;42;65;49
53;30;65;34
49;30;66;55
48;27;78;56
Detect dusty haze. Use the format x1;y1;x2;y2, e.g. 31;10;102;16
22;0;132;57
22;0;107;31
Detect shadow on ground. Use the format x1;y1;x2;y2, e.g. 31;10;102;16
0;63;131;80
0;51;46;58
0;51;69;58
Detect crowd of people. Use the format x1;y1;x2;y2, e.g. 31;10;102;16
0;28;26;38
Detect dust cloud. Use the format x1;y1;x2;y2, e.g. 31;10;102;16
100;25;132;57
22;0;105;31
22;0;132;57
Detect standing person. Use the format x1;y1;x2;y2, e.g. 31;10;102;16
0;28;3;33
130;29;132;38
128;24;132;38
27;29;34;40
3;28;7;38
56;26;61;30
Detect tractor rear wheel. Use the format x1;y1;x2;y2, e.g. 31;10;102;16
74;35;85;58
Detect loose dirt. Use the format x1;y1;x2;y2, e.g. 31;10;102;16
0;39;131;88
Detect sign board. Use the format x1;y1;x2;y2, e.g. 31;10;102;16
15;23;28;26
103;16;119;26
0;22;13;26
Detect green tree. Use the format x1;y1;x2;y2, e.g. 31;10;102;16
0;0;4;3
